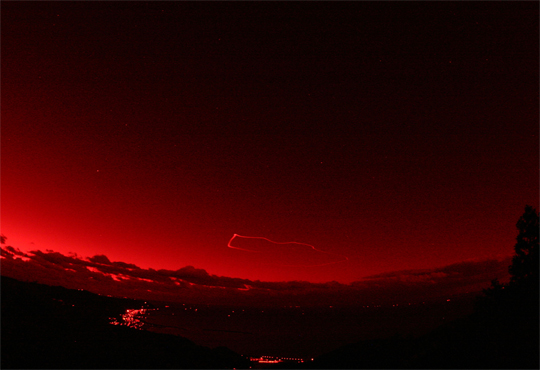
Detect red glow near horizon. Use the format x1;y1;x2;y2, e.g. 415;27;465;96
227;233;350;267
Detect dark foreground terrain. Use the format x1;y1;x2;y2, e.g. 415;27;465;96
1;276;250;369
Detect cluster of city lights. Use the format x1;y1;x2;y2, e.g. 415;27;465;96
109;306;155;329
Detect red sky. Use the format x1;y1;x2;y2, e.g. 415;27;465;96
2;2;538;284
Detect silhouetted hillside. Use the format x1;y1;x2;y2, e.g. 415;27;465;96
1;275;250;369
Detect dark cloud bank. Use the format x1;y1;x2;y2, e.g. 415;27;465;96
1;245;511;307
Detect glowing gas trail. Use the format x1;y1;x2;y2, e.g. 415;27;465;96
227;233;349;266
226;234;264;253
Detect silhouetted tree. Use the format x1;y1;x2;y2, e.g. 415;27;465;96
508;205;538;286
471;205;539;368
0;234;6;244
480;205;539;299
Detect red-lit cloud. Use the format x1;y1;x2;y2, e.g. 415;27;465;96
1;244;511;307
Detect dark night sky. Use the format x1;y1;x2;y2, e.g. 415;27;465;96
2;2;538;284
